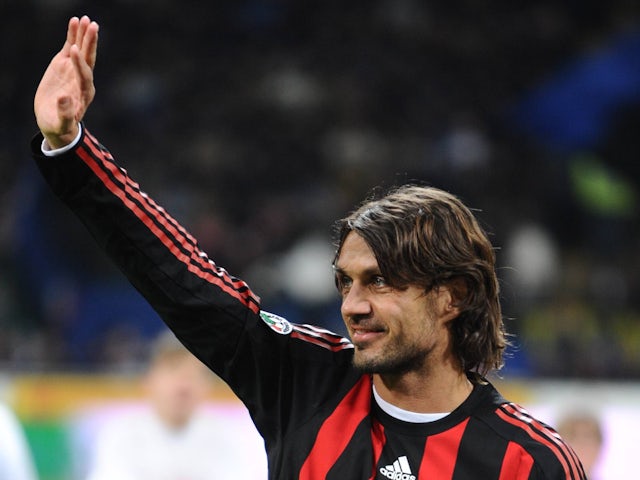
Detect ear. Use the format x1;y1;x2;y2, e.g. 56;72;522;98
446;277;468;307
434;278;466;322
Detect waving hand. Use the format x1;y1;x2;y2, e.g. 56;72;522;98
34;16;99;149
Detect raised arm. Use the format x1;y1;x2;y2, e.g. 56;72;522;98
34;15;99;149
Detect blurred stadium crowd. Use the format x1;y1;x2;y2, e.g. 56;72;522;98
1;0;640;378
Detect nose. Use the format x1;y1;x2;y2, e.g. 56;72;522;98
341;283;372;321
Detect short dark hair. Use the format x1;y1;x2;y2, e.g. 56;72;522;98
333;185;507;375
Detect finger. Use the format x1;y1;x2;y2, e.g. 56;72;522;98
75;15;91;49
82;21;99;69
70;44;95;102
63;16;79;55
70;44;90;80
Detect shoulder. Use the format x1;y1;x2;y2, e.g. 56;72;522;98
481;399;585;479
465;381;585;479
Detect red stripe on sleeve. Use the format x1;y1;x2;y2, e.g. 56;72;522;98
498;441;534;480
497;404;585;479
300;376;372;479
418;418;470;479
76;141;260;313
290;325;353;352
81;137;210;271
82;134;255;298
504;404;584;477
519;408;583;476
291;331;353;352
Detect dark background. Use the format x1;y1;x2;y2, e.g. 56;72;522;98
2;0;640;378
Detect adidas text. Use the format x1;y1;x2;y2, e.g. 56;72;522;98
379;469;416;480
380;456;416;480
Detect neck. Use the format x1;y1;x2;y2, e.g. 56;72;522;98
372;368;473;414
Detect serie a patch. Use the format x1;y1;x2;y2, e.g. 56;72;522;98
259;311;293;335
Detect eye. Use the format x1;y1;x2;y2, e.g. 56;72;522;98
335;273;352;294
371;275;387;288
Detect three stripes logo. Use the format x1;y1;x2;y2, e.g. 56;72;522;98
379;456;416;480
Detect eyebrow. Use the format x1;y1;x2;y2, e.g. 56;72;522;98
332;266;346;278
332;265;382;277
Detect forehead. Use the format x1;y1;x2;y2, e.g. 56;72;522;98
335;232;379;272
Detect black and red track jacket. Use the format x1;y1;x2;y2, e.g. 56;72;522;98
31;127;586;480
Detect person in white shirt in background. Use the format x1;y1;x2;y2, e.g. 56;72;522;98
0;402;38;480
556;411;604;480
86;330;267;480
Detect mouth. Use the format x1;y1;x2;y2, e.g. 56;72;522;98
350;324;386;346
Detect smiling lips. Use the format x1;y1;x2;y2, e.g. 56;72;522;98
350;323;386;346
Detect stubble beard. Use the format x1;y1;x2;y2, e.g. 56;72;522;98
352;340;433;375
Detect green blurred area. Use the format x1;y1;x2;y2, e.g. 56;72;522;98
22;421;71;480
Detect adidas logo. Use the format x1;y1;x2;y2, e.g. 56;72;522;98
379;455;416;480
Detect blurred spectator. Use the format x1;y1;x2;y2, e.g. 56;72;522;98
0;402;38;480
503;222;561;307
556;411;604;479
85;331;267;480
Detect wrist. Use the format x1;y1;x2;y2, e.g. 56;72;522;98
42;123;83;157
44;132;78;150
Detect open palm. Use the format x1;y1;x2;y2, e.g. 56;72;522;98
34;16;99;148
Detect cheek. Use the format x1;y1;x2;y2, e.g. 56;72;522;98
406;307;441;341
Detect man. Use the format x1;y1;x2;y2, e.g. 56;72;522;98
556;412;604;479
32;16;586;479
86;331;267;480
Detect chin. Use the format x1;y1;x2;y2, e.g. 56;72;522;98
353;355;390;374
352;351;422;375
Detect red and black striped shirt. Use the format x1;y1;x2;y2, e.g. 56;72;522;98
32;127;586;479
